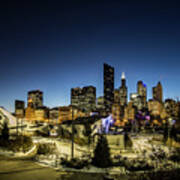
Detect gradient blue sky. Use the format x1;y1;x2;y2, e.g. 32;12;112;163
0;0;179;112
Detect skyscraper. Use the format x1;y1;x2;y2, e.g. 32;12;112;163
103;63;114;114
137;81;147;107
152;82;163;102
130;93;143;110
15;100;25;118
119;72;127;106
114;89;120;104
27;90;43;109
71;86;96;113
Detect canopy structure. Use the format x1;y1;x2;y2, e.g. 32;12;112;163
92;114;115;135
102;114;114;133
0;107;17;128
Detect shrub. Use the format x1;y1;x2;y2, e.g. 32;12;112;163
37;143;54;155
9;135;33;152
61;158;88;169
0;137;10;147
74;137;88;146
169;149;180;162
1;121;9;141
125;159;153;171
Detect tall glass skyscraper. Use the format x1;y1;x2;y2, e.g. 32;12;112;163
103;63;114;114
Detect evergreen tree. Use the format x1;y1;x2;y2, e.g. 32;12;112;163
92;135;111;168
124;131;128;149
170;124;177;142
2;121;9;141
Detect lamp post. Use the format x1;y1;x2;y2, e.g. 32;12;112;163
71;105;74;159
16;117;19;136
168;118;172;137
168;117;173;148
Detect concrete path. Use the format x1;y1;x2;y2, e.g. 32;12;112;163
0;156;60;180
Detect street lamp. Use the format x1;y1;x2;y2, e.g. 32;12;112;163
168;117;172;137
16;117;19;136
71;105;74;159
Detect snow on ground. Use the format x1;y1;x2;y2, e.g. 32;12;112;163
1;134;179;174
15;145;37;157
33;137;91;159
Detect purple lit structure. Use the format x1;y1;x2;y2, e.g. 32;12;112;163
102;114;114;133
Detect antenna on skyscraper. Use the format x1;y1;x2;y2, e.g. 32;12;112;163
121;72;125;79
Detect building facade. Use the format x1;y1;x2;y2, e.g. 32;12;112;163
34;107;48;122
130;93;143;110
25;99;35;122
59;105;85;124
114;89;120;104
164;99;179;120
148;99;163;116
49;107;59;124
104;63;114;114
96;96;104;109
119;72;127;106
71;86;96;113
124;101;136;122
148;99;164;125
152;82;163;102
112;104;122;126
25;98;48;123
28;90;43;109
137;81;147;107
15;100;25;118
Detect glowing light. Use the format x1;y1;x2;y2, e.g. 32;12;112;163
171;120;176;125
102;114;114;133
121;72;125;79
145;115;150;121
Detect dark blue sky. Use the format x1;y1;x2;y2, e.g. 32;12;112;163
0;0;179;112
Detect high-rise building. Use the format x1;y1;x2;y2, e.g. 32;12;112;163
28;90;43;109
49;107;59;123
25;98;35;122
164;99;179;119
112;104;122;126
59;105;85;123
148;99;165;125
71;86;96;113
34;106;49;122
103;63;114;113
152;82;163;102
130;93;143;110
96;96;104;109
25;98;48;123
71;87;83;108
83;86;96;112
114;89;120;104
124;101;136;122
15;100;25;118
119;72;127;106
148;99;163;116
137;81;147;107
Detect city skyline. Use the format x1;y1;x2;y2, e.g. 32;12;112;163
1;62;179;112
0;0;179;112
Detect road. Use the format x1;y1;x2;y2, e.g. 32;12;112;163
0;155;61;180
0;156;105;180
